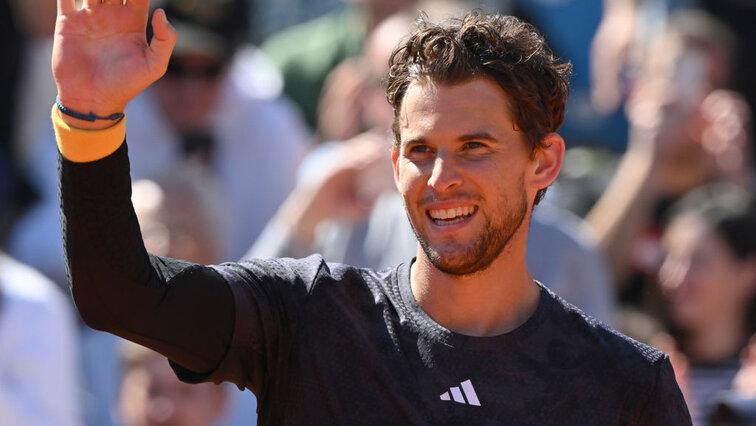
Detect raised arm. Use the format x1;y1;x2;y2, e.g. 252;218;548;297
585;89;752;288
53;0;174;129
53;0;235;377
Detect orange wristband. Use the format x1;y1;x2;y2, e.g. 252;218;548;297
52;104;126;163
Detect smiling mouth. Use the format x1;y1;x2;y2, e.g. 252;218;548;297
428;206;477;225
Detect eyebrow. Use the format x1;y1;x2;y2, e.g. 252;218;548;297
402;132;500;147
402;137;425;147
458;132;499;143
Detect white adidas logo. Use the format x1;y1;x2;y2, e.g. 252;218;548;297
439;379;481;406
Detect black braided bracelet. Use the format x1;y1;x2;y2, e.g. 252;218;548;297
56;96;124;122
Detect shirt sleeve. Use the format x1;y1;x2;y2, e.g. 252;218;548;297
55;110;236;378
172;255;326;395
636;356;693;425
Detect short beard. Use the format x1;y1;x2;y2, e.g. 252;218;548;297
410;189;529;276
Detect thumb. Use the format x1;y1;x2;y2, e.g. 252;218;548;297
147;8;177;77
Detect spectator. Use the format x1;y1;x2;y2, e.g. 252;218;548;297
655;183;756;425
706;336;756;425
131;170;258;426
260;0;418;135
119;341;228;426
1;0;58;244
0;252;80;426
586;10;751;296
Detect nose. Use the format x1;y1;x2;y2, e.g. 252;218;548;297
427;154;462;192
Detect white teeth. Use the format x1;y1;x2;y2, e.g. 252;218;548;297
429;206;475;221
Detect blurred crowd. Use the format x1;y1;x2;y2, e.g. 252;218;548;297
1;0;755;425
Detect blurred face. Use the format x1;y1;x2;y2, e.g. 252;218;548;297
659;214;755;332
392;79;535;275
119;353;226;426
360;13;412;131
154;53;227;132
133;181;218;265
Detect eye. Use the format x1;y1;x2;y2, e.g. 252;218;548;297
407;144;431;154
463;141;485;150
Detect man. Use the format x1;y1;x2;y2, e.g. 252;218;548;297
249;9;617;326
52;0;690;423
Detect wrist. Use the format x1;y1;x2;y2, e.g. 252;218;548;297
56;109;119;130
51;104;126;163
55;96;125;130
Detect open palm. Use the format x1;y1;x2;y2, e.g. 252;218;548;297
53;0;176;121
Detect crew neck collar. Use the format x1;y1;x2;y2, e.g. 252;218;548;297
394;260;551;350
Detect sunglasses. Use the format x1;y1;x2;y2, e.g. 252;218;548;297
165;60;227;80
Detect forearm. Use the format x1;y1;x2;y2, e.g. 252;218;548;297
585;149;658;286
254;178;342;254
56;110;234;374
246;217;315;260
273;187;324;248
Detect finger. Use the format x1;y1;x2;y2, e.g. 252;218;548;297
57;0;75;14
147;8;177;75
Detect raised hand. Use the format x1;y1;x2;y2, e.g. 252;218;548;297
699;90;752;187
52;0;176;129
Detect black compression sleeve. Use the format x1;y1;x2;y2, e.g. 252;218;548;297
59;142;235;375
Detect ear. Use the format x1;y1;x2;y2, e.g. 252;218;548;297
528;133;565;193
391;144;401;190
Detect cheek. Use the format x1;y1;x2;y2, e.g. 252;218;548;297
689;247;734;282
395;159;424;192
490;167;526;200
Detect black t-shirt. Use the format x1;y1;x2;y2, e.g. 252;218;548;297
173;256;691;425
59;144;691;425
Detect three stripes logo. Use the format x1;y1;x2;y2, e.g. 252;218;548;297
439;379;481;406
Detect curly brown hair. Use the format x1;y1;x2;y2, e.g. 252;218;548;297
386;11;572;204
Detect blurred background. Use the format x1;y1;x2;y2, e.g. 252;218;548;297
1;0;755;425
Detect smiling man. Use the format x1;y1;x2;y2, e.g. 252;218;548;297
392;78;551;336
52;1;690;423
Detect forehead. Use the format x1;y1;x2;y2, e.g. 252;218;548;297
397;78;517;144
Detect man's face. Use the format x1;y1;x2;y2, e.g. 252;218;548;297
154;53;227;133
392;78;536;275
